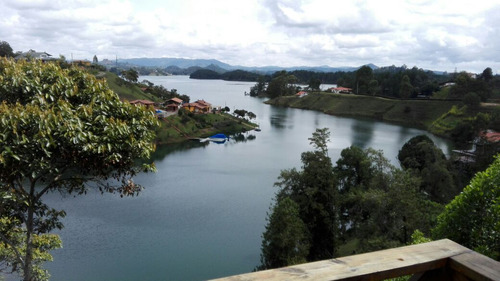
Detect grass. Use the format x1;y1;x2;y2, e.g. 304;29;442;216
102;72;161;102
268;92;462;130
155;112;257;144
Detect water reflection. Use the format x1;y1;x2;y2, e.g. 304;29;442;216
150;141;209;162
350;119;375;149
231;132;257;143
270;107;293;129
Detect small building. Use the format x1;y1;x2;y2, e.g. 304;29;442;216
328;87;353;94
194;100;212;113
129;99;156;109
182;102;205;113
295;91;308;98
182;99;213;114
182;99;212;114
165;98;184;112
453;130;500;163
15;50;57;62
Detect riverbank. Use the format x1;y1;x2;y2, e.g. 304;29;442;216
155;112;257;144
265;92;471;138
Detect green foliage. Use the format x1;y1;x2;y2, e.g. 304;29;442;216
266;71;298;98
399;75;413;98
398;135;457;203
355;65;373;94
249;78;266;97
0;41;14;58
463;92;481;109
103;72;160;102
258;130;446;271
258;197;310;270
337;148;442;253
308;78;321;90
481;67;493;82
432;155;500;260
450;72;491;101
409;230;432;245
189;69;220;79
0;58;158;280
121;68;139;83
0;217;62;281
271;128;338;263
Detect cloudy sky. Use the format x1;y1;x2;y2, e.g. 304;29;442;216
2;0;500;73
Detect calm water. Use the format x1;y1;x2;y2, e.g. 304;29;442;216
36;76;451;281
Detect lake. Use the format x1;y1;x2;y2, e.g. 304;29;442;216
38;76;452;281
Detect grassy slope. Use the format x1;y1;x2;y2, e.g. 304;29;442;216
102;71;162;102
156;113;257;144
268;92;462;130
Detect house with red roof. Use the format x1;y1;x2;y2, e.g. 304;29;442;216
182;99;212;114
165;98;184;112
129;99;156;109
295;91;308;98
328;87;353;94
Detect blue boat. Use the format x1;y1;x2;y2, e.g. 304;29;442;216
208;133;228;143
199;133;229;144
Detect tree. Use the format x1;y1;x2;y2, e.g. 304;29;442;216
0;41;14;58
266;71;298;98
399;75;413;98
273;128;338;261
368;79;379;96
432;155;500;260
249;77;267;97
233;109;247;118
355;65;373;94
463;92;481;109
481;67;493;82
247;111;256;120
258;197;309;270
92;55;98;64
398;135;457;203
0;58;158;280
334;147;442;253
346;169;442;252
121;68;139;83
308;78;321;91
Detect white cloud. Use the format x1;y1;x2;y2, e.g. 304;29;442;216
1;0;500;73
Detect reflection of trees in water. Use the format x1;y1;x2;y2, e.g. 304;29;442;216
231;132;257;143
350;119;374;149
270;107;293;129
146;132;257;163
148;141;209;163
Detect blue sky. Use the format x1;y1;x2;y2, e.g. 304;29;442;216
2;0;500;73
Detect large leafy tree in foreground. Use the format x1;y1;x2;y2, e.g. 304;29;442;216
432;154;500;260
0;58;158;280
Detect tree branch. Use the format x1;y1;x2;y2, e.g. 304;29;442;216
0;231;25;270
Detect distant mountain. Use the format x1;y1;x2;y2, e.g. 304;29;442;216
119;57;233;69
117;57;379;74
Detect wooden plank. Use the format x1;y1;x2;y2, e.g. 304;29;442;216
211;239;469;281
449;250;500;281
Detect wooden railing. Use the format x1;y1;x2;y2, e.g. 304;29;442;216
211;239;499;281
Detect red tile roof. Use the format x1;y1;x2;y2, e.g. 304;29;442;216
168;98;183;104
480;131;500;143
130;99;155;105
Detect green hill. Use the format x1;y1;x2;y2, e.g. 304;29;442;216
266;92;500;140
102;72;161;102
